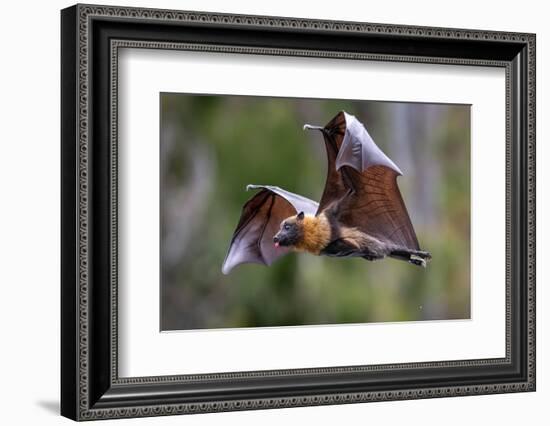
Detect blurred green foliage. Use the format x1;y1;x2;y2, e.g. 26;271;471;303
160;94;470;330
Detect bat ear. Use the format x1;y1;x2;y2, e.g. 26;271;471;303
297;211;305;221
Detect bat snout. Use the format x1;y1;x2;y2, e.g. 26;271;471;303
273;233;291;247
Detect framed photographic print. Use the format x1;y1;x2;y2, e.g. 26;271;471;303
61;3;536;421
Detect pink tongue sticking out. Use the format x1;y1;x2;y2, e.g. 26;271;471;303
274;242;279;248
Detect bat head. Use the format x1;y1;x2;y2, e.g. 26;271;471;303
273;211;305;248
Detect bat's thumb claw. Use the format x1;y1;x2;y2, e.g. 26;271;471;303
303;124;324;132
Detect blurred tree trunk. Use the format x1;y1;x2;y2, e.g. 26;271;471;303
386;103;440;231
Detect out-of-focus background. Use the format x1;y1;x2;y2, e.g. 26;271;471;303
160;94;470;331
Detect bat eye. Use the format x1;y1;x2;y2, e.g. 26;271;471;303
284;224;290;231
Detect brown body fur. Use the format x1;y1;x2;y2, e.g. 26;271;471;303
287;212;381;256
274;211;430;266
293;213;331;254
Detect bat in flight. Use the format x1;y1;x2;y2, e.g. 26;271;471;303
222;111;431;275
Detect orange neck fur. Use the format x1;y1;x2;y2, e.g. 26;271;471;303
295;213;331;255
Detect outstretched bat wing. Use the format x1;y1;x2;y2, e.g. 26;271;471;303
222;185;319;274
331;112;420;250
314;112;349;214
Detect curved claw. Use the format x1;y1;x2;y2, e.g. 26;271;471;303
303;124;325;132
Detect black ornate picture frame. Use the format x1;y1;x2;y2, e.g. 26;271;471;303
61;4;536;421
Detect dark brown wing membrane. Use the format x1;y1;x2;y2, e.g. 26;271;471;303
316;112;349;214
338;165;420;250
320;111;419;250
222;185;318;274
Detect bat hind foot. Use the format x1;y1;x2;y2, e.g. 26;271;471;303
409;254;427;267
390;249;431;267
